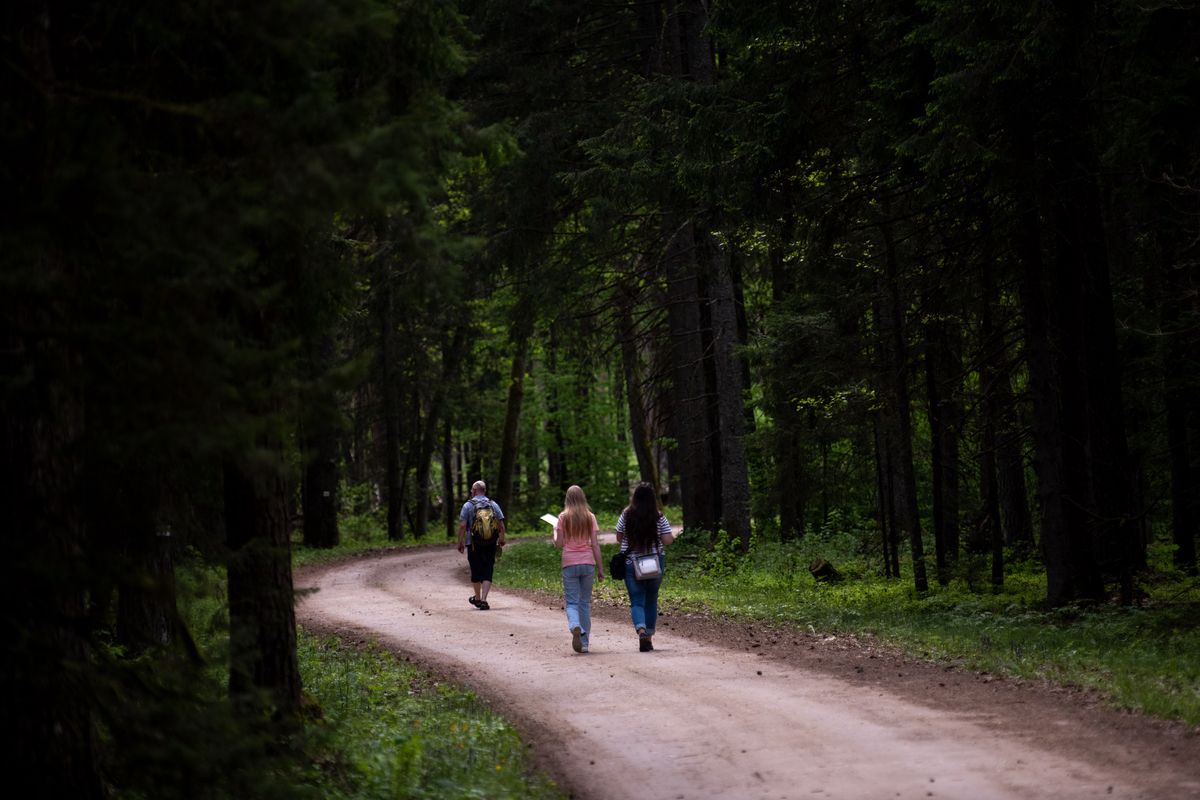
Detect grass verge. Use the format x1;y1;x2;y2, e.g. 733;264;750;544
298;635;562;800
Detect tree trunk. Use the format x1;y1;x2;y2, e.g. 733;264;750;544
637;0;718;531
978;258;1006;588
415;325;467;536
1016;195;1091;606
708;236;752;548
497;316;533;515
1;15;102;793
620;288;660;492
348;384;368;488
117;509;181;655
666;222;718;533
525;412;542;505
1;302;103;798
1165;364;1198;574
873;412;900;578
993;367;1034;552
877;225;928;593
442;418;456;538
301;334;341;549
1162;240;1199;574
770;241;806;542
1055;167;1139;601
924;295;962;584
224;451;302;722
380;279;404;541
545;325;568;492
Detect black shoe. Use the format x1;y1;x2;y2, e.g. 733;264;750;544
469;596;480;607
572;627;583;653
478;600;490;610
638;628;652;652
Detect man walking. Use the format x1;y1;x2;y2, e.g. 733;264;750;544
456;480;507;610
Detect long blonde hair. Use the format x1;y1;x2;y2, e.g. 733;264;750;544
558;485;593;543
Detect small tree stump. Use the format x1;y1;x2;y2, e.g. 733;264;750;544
809;558;842;583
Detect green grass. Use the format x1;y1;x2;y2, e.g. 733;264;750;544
298;635;562;800
496;527;1200;726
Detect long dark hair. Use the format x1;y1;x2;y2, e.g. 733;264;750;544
622;483;660;553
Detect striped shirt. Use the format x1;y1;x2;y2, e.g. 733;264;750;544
615;510;672;559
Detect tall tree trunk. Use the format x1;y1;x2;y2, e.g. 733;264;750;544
877;225;928;593
638;0;718;531
924;294;962;584
879;228;929;592
619;288;660;492
348;384;368;488
224;449;302;722
116;504;181;655
991;356;1034;552
380;279;404;541
1006;91;1102;605
415;325;467;536
1054;162;1139;601
1162;240;1199;574
1015;194;1091;606
978;259;1005;589
873;412;900;578
1;13;103;793
1;298;103;798
497;316;534;514
302;334;340;549
442;419;456;538
708;236;752;548
666;222;718;532
1165;362;1198;574
769;241;806;542
545;325;568;492
525;411;542;505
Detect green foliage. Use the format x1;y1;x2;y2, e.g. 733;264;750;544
695;530;744;578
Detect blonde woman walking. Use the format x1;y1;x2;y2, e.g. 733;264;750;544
553;485;604;653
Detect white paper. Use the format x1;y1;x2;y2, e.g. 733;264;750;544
539;513;558;527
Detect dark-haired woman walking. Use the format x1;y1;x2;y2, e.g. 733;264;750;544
614;483;675;651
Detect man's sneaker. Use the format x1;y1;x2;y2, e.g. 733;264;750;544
571;626;583;653
469;596;480;607
478;600;490;610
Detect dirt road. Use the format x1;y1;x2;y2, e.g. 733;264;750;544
296;545;1200;800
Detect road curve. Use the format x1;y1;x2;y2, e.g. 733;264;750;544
296;546;1196;800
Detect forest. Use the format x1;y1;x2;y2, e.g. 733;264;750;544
2;0;1198;797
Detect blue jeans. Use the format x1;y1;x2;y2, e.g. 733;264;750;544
624;555;663;635
562;564;595;646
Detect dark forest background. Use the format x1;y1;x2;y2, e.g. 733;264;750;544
3;0;1197;796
